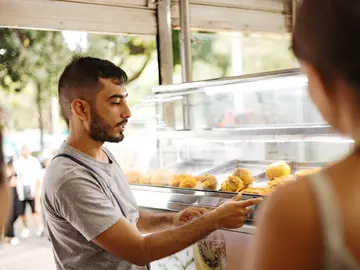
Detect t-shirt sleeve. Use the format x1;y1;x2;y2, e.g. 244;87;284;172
56;175;123;241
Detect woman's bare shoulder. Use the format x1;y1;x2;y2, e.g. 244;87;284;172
256;178;321;241
245;178;323;270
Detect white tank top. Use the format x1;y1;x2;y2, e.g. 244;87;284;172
308;172;359;269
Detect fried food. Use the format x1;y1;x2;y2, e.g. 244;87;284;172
195;174;218;190
295;167;322;177
174;174;197;188
179;178;197;188
150;169;175;186
266;161;291;181
221;176;245;192
242;187;274;195
126;171;143;184
171;175;182;187
140;169;174;186
232;168;254;186
267;174;294;188
139;175;151;185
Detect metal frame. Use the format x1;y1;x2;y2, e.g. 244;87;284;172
153;68;301;94
0;0;157;35
179;0;193;83
157;0;174;85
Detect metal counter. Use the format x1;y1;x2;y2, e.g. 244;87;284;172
131;184;259;234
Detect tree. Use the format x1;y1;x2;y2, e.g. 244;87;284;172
172;30;231;79
0;29;72;147
0;29;158;149
70;33;156;84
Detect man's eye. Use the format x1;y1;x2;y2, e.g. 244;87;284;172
111;99;121;105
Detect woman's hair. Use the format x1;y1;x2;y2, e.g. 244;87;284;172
292;0;360;91
0;131;4;185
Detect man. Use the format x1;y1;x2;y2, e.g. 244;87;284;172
41;56;262;270
13;144;42;238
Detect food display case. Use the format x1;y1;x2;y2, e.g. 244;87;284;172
107;69;353;269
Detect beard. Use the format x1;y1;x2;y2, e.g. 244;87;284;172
89;108;126;143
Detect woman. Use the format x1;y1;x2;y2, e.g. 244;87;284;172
245;0;360;269
4;159;20;244
0;131;11;238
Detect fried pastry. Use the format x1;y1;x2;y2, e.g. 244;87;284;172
195;174;218;190
221;176;245;192
266;161;291;181
232;168;254;186
125;171;142;184
173;174;197;188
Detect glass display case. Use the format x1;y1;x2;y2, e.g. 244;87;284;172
107;69;353;269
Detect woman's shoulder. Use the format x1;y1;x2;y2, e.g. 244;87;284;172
258;177;319;230
250;177;324;269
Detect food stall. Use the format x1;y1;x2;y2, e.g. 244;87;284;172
107;68;353;269
1;0;323;269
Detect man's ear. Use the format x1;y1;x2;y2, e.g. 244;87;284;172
71;99;90;122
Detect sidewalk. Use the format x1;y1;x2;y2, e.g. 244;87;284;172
0;235;55;270
0;209;55;270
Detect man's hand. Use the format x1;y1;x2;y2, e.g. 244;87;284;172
210;193;263;229
172;207;208;226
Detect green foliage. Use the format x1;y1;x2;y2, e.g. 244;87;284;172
172;30;230;77
0;29;70;95
0;29;158;136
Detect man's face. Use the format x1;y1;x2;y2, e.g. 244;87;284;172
88;78;131;143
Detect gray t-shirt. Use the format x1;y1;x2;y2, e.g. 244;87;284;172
41;142;145;270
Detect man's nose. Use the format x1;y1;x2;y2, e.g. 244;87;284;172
121;103;132;119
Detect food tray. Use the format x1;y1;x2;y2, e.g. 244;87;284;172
196;160;272;192
199;160;328;193
244;161;328;187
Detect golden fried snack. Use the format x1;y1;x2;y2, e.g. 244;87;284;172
171;175;182;187
139;175;151;185
174;174;197;188
242;187;273;195
195;174;218;190
266;161;291;181
126;171;143;184
179;178;197;188
267;174;294;188
232;168;254;186
221;176;245;192
150;169;175;186
295;167;322;177
140;169;174;186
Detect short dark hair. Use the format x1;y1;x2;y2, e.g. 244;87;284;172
58;56;128;121
292;0;360;91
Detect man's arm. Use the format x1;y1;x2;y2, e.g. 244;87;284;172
94;194;262;266
137;210;174;233
137;207;208;233
53;174;261;267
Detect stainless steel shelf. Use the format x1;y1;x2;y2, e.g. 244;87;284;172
154;124;343;140
131;184;260;210
131;185;259;233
